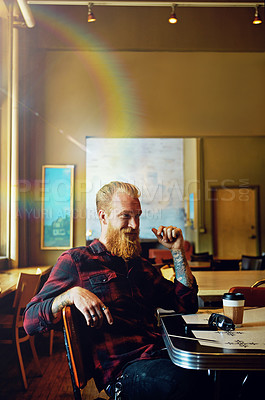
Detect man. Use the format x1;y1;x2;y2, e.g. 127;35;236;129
24;181;202;400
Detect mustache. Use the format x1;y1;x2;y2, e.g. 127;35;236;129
122;228;139;235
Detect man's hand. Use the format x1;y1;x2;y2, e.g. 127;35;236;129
51;286;113;328
70;287;113;328
152;226;184;251
152;226;194;288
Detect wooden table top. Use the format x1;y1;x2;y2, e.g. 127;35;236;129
160;267;265;298
189;261;211;269
159;307;265;373
0;266;53;298
193;270;265;297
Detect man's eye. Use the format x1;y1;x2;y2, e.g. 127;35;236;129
121;214;130;219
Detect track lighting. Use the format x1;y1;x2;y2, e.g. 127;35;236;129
26;2;265;29
16;0;35;28
253;5;262;24
88;3;96;23
168;4;177;24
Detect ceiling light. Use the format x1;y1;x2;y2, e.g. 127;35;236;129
253;5;262;24
16;0;35;28
168;4;177;24
88;3;96;23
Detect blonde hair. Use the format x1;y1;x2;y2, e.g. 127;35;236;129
96;181;140;214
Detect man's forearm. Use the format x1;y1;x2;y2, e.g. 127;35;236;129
51;289;73;320
171;249;194;288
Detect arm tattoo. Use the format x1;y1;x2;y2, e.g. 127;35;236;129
171;249;194;288
51;290;72;319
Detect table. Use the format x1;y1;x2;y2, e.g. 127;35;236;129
189;261;212;270
160;307;265;370
193;270;265;303
0;266;52;298
159;307;265;399
160;261;211;272
160;268;265;303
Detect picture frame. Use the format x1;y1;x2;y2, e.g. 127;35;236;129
41;165;74;250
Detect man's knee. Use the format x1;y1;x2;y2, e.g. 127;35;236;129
119;359;209;400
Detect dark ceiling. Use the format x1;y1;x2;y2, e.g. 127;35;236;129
26;2;265;51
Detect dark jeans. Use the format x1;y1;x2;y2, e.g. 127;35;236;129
220;371;265;400
112;358;211;400
107;360;265;400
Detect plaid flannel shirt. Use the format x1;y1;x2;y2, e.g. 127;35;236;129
24;240;198;391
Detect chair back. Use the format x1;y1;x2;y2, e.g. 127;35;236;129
148;249;172;264
62;305;93;391
252;279;265;288
190;252;213;262
149;242;193;263
183;241;193;261
13;273;41;310
161;258;173;264
241;255;263;270
212;259;240;271
229;286;265;307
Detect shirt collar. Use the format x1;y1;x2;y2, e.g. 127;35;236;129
89;239;142;266
89;239;109;255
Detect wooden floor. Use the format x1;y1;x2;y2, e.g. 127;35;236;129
1;329;265;400
0;330;108;400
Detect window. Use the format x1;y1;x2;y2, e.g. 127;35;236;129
0;12;11;267
86;138;184;241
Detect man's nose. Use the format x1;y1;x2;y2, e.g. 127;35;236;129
128;217;138;230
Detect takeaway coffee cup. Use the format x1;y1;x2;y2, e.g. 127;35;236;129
222;293;245;327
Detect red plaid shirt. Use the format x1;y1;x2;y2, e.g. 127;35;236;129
24;240;198;391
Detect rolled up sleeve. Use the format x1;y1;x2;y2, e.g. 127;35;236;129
23;252;79;335
141;260;198;315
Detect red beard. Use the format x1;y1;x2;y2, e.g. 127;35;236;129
106;224;141;260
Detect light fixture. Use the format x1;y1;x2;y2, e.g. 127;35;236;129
168;4;177;24
27;2;265;27
88;3;96;23
253;5;262;24
16;0;35;28
13;18;27;28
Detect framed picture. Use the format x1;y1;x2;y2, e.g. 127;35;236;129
41;165;74;250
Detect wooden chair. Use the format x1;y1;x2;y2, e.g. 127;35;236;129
62;305;110;400
183;240;193;261
0;273;42;389
252;278;265;287
148;249;172;264
161;258;173;264
190;252;212;262
148;241;193;264
229;279;265;307
38;269;54;355
241;255;264;270
212;259;240;271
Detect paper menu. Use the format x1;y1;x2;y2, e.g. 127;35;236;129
192;328;265;350
182;309;213;325
182;307;265;350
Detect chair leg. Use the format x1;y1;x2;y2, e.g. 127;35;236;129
49;329;54;356
63;328;82;400
29;336;42;376
15;338;28;390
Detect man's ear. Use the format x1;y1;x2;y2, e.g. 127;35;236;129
98;209;108;225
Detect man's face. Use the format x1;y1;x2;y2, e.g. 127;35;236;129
105;192;142;259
